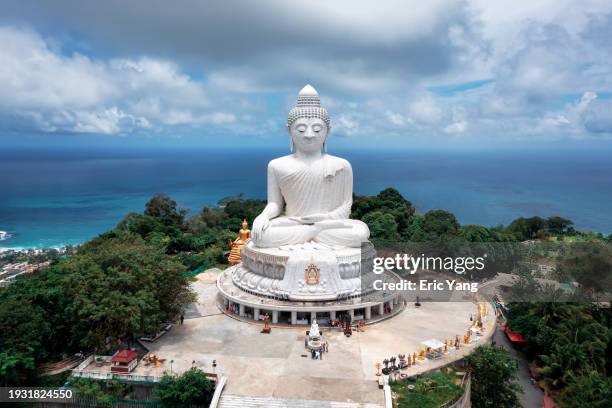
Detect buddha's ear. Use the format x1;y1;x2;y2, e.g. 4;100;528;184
286;124;293;152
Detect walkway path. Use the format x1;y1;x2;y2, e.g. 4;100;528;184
493;325;543;408
38;355;85;376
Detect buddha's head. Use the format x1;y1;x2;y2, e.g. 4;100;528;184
287;85;330;154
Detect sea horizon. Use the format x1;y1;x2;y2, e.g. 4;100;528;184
1;145;611;250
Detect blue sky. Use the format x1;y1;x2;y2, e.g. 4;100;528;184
1;0;612;149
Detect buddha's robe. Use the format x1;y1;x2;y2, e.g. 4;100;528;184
253;154;369;248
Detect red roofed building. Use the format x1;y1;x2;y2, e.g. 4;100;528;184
504;326;526;344
111;349;138;373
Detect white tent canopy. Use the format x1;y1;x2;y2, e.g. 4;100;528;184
421;339;445;350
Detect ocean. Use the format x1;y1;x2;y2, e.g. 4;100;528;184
1;147;611;249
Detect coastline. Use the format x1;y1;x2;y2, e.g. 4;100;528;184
0;230;83;253
2;148;612;249
0;244;78;255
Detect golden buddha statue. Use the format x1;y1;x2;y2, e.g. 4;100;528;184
228;219;251;264
464;330;471;344
472;303;484;329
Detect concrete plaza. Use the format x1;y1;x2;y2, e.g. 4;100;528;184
138;271;493;405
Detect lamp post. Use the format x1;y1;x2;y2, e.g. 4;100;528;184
170;359;174;374
212;359;217;375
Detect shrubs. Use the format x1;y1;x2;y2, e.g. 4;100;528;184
154;367;215;408
466;345;522;408
390;369;463;408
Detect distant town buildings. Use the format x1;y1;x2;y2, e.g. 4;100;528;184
0;261;51;287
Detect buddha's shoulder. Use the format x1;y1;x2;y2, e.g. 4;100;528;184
268;154;351;172
268;155;295;170
324;154;351;169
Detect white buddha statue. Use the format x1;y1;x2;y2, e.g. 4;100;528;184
251;85;370;248
309;318;321;338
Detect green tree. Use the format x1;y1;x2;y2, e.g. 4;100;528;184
547;216;574;235
352;188;414;238
190;207;227;230
64;231;194;351
562;373;612;408
70;378;127;405
556;242;612;293
466;345;522;408
144;194;187;228
373;188;415;236
362;211;399;241
406;215;425;241
0;298;51;385
508;216;547;241
117;212;166;239
540;311;608;389
421;210;460;239
154;367;215;408
222;199;266;228
0;351;36;386
459;224;493;242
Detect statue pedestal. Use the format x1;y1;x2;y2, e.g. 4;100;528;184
232;241;376;301
217;240;402;326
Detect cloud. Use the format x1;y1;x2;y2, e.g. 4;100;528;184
444;107;468;134
385;110;412;127
0;1;612;143
0;27;115;111
335;115;360;136
408;95;444;125
582;97;612;134
0;0;487;94
0;27;237;135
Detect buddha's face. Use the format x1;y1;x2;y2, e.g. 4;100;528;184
289;117;328;153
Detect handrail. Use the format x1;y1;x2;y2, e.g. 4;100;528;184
74;354;94;371
71;369;162;383
208;375;227;408
383;384;392;408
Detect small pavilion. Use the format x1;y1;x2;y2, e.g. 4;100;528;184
111;349;139;373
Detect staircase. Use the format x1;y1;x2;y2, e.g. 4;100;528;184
219;395;383;408
37;355;86;376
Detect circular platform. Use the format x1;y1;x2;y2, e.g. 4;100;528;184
231;241;378;301
217;265;404;325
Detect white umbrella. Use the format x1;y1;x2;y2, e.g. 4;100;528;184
421;339;445;350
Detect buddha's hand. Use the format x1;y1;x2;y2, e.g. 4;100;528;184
292;213;327;224
252;215;270;241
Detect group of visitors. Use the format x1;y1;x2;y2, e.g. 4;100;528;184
310;341;329;360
